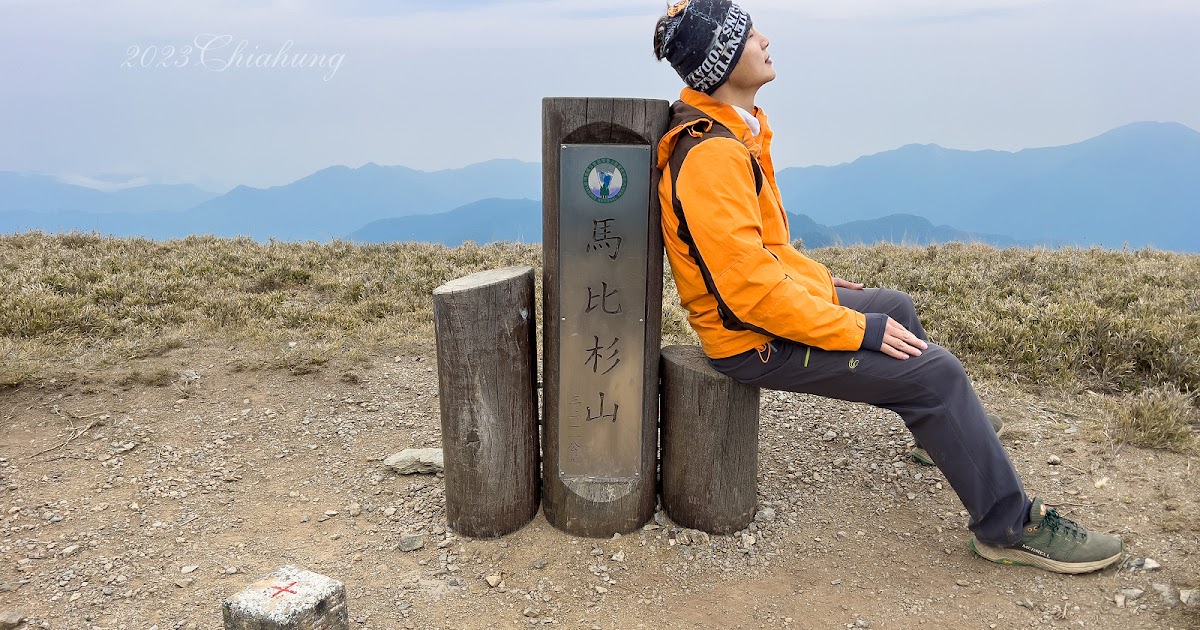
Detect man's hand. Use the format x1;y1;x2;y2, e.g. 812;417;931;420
880;316;927;360
832;277;864;290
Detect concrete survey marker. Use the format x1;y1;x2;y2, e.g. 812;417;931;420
222;565;349;629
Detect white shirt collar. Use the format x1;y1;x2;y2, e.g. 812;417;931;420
730;104;761;137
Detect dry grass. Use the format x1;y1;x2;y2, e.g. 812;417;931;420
1;232;1196;450
814;243;1200;394
1104;385;1198;452
0;233;540;384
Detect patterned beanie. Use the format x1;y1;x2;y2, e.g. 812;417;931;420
654;0;753;95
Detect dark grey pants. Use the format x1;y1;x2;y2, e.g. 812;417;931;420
709;288;1029;546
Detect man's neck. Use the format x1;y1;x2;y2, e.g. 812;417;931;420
710;84;758;113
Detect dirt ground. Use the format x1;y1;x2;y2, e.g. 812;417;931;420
1;342;1197;629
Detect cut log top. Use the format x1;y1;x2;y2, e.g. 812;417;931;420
660;345;729;379
433;266;534;295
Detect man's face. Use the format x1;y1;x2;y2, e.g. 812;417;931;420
726;28;775;92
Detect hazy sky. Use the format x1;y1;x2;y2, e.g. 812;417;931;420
1;0;1197;192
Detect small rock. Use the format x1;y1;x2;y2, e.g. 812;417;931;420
1152;583;1179;607
1046;455;1061;465
382;507;397;517
681;529;709;546
175;578;193;588
955;579;970;587
1093;477;1108;489
61;545;81;556
180;565;199;574
1179;589;1198;608
0;611;25;629
0;584;20;593
485;575;502;588
594;586;608;594
397;535;425;552
822;430;837;441
852;620;871;629
755;507;776;522
384;449;444;475
1120;588;1144;601
1143;558;1161;571
611;551;625;563
1114;593;1126;608
523;607;540;618
532;559;547;570
324;510;339;517
348;503;362;517
225;566;238;575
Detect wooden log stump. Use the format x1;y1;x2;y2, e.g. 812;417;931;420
433;266;539;538
223;565;349;629
660;345;760;534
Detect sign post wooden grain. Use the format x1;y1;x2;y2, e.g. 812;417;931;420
542;97;669;537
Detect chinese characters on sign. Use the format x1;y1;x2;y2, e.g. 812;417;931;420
585;281;622;315
587;218;623;260
585;336;621;375
570;218;626;463
558;145;651;479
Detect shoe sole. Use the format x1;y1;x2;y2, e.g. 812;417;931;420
912;417;1007;466
969;537;1123;574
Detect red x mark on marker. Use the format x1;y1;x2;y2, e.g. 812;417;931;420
269;581;298;598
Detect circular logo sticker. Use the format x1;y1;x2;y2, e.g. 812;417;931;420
583;158;628;204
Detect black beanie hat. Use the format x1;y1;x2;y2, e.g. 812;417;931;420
654;0;753;95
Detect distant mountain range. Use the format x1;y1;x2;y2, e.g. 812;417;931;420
2;122;1196;251
0;160;540;241
776;121;1200;252
0;172;218;214
350;198;543;246
348;197;1018;249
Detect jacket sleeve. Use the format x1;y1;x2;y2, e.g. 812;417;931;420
674;137;867;351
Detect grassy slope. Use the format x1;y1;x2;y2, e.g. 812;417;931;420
1;233;1196;449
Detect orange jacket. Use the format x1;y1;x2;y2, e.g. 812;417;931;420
656;88;868;359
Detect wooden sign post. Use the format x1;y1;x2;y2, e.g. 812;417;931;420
541;97;669;537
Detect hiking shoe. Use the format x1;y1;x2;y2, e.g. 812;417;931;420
911;413;1005;466
969;498;1124;574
